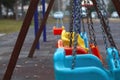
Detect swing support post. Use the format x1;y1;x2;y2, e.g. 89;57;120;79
28;0;55;58
111;0;120;16
42;0;47;42
3;0;39;80
34;8;40;49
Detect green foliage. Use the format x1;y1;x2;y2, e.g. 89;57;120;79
107;1;115;14
0;1;2;18
1;0;16;9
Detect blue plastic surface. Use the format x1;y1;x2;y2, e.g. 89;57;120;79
53;48;112;80
106;47;120;80
80;32;89;48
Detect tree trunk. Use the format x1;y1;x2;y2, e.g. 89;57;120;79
6;7;8;18
14;0;19;20
21;0;25;19
0;1;2;19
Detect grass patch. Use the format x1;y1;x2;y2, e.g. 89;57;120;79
0;19;34;34
0;18;119;34
0;19;23;34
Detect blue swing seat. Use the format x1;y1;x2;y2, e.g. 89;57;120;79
53;48;112;80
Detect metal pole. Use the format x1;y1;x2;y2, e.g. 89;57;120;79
34;8;40;49
28;0;55;58
2;0;39;80
42;0;47;42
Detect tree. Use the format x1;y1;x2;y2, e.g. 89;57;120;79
1;0;15;9
107;0;115;14
1;0;16;17
0;0;2;18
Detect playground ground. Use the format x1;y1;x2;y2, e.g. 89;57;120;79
0;20;120;80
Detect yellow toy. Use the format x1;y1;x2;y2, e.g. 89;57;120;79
61;29;88;51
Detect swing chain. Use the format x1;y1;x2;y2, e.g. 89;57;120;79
95;0;119;67
74;0;82;33
86;2;97;45
95;0;117;49
98;0;109;49
72;0;82;69
69;0;74;47
112;49;119;68
81;18;86;32
101;25;108;50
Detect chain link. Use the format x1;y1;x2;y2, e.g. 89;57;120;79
94;0;119;68
100;25;108;50
112;49;119;68
69;0;74;47
81;18;86;32
95;0;117;48
86;1;97;46
72;0;82;69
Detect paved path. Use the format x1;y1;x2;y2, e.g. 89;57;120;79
0;22;120;80
0;34;5;37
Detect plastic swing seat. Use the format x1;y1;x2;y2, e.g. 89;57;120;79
57;39;88;55
81;32;103;62
106;47;120;80
53;48;120;80
56;31;89;55
107;47;120;70
59;31;103;61
53;48;112;80
90;43;103;62
53;26;64;35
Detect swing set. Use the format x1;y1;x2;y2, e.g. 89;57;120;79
2;0;120;80
52;0;65;35
53;0;120;80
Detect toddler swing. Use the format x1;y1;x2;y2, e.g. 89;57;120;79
53;0;120;80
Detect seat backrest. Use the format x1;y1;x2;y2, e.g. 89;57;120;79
53;48;111;80
64;54;103;69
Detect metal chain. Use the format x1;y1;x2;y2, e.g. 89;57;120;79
112;49;119;68
56;0;64;28
69;0;74;47
100;25;109;50
74;0;81;33
95;0;119;67
96;1;109;50
72;0;82;69
95;0;117;49
81;0;87;32
97;0;109;49
56;18;63;28
81;18;86;32
86;1;97;46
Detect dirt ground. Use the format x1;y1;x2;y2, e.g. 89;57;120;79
0;20;120;80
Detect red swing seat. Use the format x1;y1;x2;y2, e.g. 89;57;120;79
53;26;63;35
90;43;103;62
57;39;88;55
